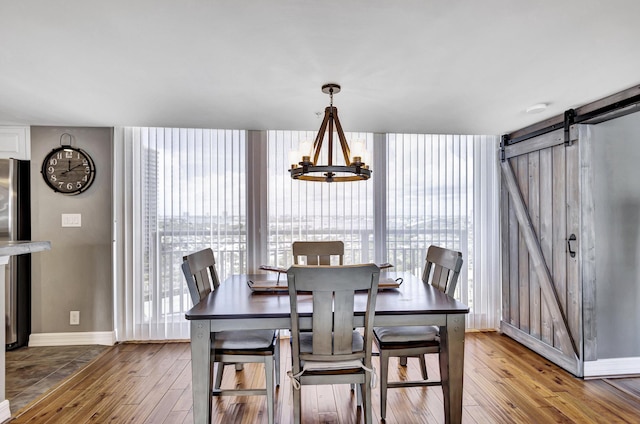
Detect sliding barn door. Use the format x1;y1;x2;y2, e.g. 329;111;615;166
500;128;584;376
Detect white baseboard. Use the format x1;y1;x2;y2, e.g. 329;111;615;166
0;399;11;422
28;331;116;347
584;356;640;378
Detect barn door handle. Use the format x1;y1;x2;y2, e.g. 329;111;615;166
567;234;577;258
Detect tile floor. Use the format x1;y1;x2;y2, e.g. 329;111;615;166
5;344;110;414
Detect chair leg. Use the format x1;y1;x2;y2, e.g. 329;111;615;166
363;378;372;424
419;354;429;380
235;363;244;371
264;357;274;424
275;336;281;387
214;362;224;389
399;356;407;366
379;350;390;421
356;382;362;406
209;356;215;395
293;384;302;424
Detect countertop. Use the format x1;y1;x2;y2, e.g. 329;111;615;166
0;241;51;256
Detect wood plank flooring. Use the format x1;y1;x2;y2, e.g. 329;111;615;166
9;331;640;423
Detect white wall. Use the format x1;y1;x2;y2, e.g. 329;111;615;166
592;112;640;359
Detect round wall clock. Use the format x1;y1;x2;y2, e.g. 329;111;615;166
41;143;96;195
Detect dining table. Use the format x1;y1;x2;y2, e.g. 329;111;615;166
185;270;469;424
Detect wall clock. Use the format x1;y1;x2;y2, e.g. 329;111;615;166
41;135;96;195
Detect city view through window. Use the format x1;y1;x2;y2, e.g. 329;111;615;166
137;129;478;334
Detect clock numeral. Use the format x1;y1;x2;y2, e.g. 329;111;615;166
56;152;63;159
49;158;58;166
82;175;88;182
57;181;64;188
76;182;83;189
84;167;91;174
66;183;73;190
47;166;55;174
65;151;73;159
50;175;57;182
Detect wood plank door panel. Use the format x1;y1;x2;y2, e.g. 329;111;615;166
500;129;582;376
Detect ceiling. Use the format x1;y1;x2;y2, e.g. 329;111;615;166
1;0;639;135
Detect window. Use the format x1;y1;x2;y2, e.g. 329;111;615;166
386;134;472;276
115;127;246;340
114;128;499;341
266;131;374;267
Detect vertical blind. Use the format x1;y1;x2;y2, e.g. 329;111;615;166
114;128;500;341
115;127;246;340
385;134;500;329
266;130;375;267
386;134;472;276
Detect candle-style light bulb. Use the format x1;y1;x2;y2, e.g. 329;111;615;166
299;140;313;157
289;150;300;168
351;140;368;164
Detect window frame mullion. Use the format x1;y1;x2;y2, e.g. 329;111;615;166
246;130;269;273
373;132;387;264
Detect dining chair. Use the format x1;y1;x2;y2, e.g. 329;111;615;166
287;264;380;424
181;248;280;424
373;245;463;421
292;240;344;265
291;240;355;391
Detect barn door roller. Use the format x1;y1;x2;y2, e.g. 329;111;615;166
564;109;576;146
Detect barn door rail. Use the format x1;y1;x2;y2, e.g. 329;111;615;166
500;85;640;160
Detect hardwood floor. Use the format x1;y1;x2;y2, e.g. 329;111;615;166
10;331;640;423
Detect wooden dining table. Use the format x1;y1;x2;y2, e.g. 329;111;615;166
185;271;469;424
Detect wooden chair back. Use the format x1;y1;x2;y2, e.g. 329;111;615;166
182;248;221;304
422;245;464;296
287;264;380;366
292;241;344;265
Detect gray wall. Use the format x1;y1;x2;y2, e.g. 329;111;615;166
592;112;640;359
30;126;112;334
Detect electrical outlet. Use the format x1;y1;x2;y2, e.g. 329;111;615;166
70;311;80;325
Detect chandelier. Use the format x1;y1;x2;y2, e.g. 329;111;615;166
289;83;371;182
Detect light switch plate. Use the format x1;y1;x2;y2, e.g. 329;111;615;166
61;213;81;227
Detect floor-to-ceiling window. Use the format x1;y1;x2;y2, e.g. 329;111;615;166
386;133;471;276
114;128;499;340
385;134;500;328
115;127;246;340
266;130;375;267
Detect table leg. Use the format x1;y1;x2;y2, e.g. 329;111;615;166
440;314;465;424
191;320;212;424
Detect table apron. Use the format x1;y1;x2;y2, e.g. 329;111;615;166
205;313;452;332
209;317;289;332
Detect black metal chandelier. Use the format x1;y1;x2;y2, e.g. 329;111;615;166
289;83;371;183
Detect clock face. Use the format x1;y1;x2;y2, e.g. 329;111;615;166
41;146;96;195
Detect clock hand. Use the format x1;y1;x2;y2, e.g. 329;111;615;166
61;163;84;175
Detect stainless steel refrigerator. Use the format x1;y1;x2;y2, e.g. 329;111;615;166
0;159;31;350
